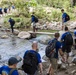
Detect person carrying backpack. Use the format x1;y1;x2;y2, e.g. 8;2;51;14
22;41;43;75
4;7;7;14
46;33;65;75
0;57;20;75
61;9;70;30
61;26;73;64
9;18;15;33
31;14;38;32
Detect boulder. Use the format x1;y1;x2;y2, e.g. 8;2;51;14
18;31;31;39
1;35;9;39
5;29;10;32
71;70;76;75
72;57;76;64
1;29;5;32
35;35;51;44
30;33;36;38
14;29;20;35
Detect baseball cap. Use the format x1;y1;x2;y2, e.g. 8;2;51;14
8;57;20;65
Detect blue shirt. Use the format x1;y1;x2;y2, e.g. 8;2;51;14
9;19;14;26
0;65;19;75
0;8;2;11
74;30;76;36
12;6;15;9
31;16;35;23
24;50;42;64
61;32;72;45
62;13;67;23
54;38;62;59
55;40;62;59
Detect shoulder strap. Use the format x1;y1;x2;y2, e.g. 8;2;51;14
9;68;17;75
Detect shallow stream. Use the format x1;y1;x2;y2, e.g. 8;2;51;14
0;35;46;66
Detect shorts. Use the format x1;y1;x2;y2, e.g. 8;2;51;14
62;45;71;53
62;21;69;30
50;58;58;70
31;22;36;27
63;21;69;26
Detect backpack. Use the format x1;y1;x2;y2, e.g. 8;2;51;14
11;19;15;25
45;39;57;58
34;16;38;23
64;33;73;45
65;13;70;22
22;51;38;74
4;8;7;13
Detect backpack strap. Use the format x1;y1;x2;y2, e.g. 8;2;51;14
9;68;17;75
48;38;57;44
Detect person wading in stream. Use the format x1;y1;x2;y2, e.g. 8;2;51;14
22;41;43;75
46;33;65;75
9;18;15;33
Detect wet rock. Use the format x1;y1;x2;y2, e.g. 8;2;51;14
1;35;9;39
18;31;31;39
5;29;10;32
71;70;76;75
35;35;51;44
65;71;69;74
61;64;67;70
14;29;20;35
36;21;76;31
30;33;36;38
1;29;6;32
72;57;76;64
69;63;74;67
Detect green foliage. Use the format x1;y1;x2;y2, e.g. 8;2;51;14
2;0;76;29
63;1;70;10
68;12;76;20
51;10;61;21
34;7;47;18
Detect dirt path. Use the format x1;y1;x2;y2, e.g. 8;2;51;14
41;61;76;75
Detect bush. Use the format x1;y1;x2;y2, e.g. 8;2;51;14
63;1;70;10
51;10;61;21
16;18;21;22
34;7;47;19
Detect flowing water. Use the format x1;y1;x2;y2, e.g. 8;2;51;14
0;35;46;66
